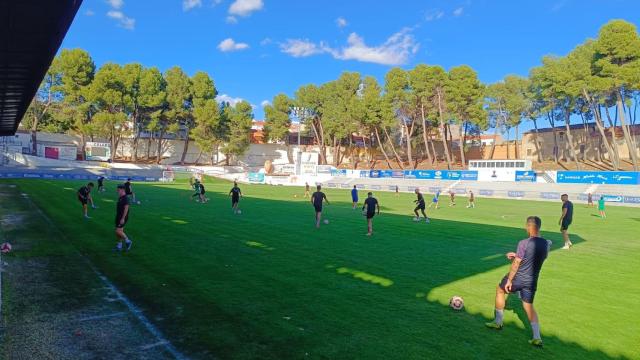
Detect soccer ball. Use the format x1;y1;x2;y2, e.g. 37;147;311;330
1;242;12;254
324;219;329;224
294;194;298;198
137;200;141;205
237;210;242;214
413;217;420;222
449;296;464;310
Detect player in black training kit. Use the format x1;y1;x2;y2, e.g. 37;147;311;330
229;181;242;214
77;182;96;219
362;192;380;236
559;194;574;249
114;184;132;252
413;188;429;223
97;176;106;192
311;185;329;228
124;178;137;203
486;216;551;347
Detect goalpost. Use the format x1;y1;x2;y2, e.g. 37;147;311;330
161;169;204;183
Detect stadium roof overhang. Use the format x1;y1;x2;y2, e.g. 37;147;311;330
0;0;82;136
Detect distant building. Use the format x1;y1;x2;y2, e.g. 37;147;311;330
465;134;503;146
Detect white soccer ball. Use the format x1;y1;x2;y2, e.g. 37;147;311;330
137;200;141;205
237;210;242;214
449;296;464;310
413;217;420;222
1;242;12;254
324;219;329;224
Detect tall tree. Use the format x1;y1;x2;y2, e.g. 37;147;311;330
447;65;486;166
137;67;167;161
593;19;640;170
190;72;219;164
385;67;414;167
223;101;253;164
264;94;293;162
295;84;328;164
409;64;435;167
158;67;190;164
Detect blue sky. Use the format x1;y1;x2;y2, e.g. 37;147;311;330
62;0;639;136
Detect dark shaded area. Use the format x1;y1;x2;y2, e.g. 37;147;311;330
0;0;82;135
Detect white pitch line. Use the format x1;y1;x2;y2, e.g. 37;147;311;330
22;195;188;360
141;341;169;350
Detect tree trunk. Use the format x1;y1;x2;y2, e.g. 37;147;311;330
532;119;544;162
506;129;510;160
563;110;581;170
616;91;639;170
132;135;140;162
419;105;433;165
436;90;452;169
403;122;413;168
180;129;190;165
546;112;559;164
584;90;617;169
374;127;393;169
383;126;404;169
515;124;519;159
458;123;466;167
604;105;623;168
429;134;437;166
156;129;165;164
31;120;38;155
146;135;152;160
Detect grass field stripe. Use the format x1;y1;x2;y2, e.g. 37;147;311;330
78;311;127;322
20;192;189;360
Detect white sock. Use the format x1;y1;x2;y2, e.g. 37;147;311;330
531;322;541;340
116;242;123;249
495;309;504;325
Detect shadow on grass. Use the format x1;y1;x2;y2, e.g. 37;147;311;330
2;178;630;360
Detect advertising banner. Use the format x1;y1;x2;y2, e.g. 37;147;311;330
317;165;333;174
85;142;111;161
556;171;639;185
479;189;494;196
508;191;525;198
248;172;265;183
601;194;623;202
540;192;560;200
0;172;158;181
331;169;347;177
515;171;537;182
623;196;640;204
301;164;317;176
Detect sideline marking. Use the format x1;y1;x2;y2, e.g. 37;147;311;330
21;193;188;360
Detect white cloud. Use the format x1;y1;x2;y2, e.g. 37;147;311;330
183;0;202;11
217;38;250;52
226;15;238;24
425;9;444;21
216;94;245;107
260;38;272;46
107;10;136;30
453;7;464;16
106;0;124;9
280;39;324;57
85;9;95;16
260;100;271;107
228;0;263;16
336;17;348;28
281;29;418;66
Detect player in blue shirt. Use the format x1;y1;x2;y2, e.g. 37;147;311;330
428;190;440;209
486;216;551;347
351;185;359;209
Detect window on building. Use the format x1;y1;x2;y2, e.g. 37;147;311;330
517;161;524;168
507;162;514;167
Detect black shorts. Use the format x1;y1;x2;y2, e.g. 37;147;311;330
414;204;425;211
314;205;322;213
126;191;133;196
200;190;205;195
232;197;239;205
561;220;571;231
78;196;88;205
366;212;375;219
499;276;536;303
115;220;127;229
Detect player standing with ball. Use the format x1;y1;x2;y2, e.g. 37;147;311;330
229;181;243;214
485;216;551;347
311;185;329;228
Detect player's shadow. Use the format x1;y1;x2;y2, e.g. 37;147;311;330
20;179;622;360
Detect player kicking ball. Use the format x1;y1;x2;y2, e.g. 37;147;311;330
229;181;243;214
97;176;106;192
198;182;208;203
413;188;430;223
362;192;380;236
311;185;329;228
114;184;132;252
486;216;551;347
77;182;96;219
428;190;440;209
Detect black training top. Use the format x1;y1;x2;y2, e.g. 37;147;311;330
98;177;104;185
416;192;425;205
78;186;90;199
562;201;573;223
116;194;130;224
230;186;241;198
363;197;378;214
124;181;132;193
514;236;551;289
312;191;326;207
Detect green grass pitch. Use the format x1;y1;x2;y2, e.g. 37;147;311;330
4;178;640;359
